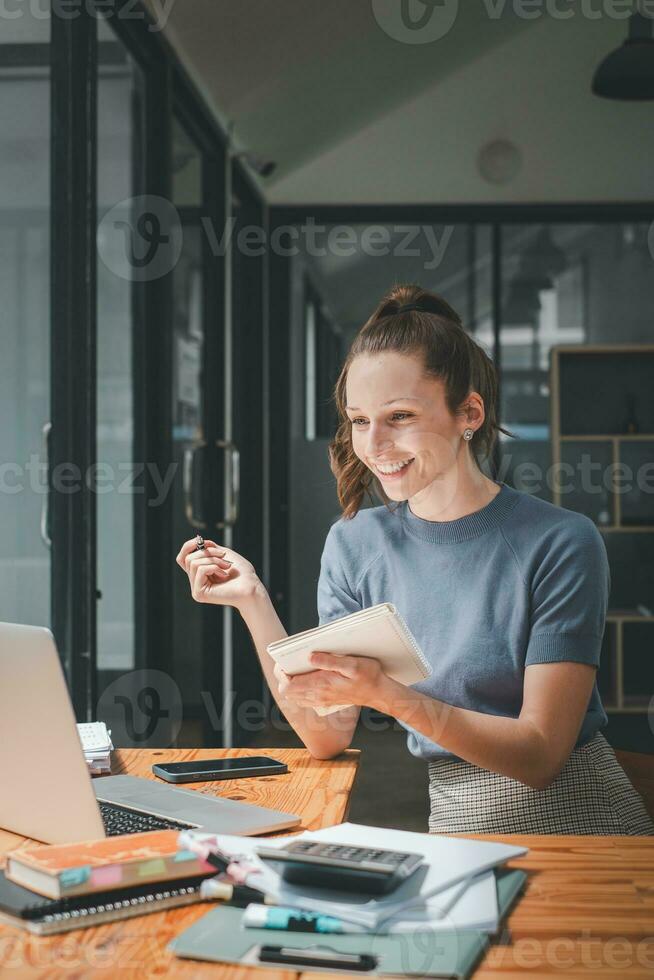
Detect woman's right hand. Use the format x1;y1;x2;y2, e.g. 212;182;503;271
176;537;263;611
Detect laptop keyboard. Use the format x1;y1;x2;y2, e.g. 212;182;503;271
98;800;196;836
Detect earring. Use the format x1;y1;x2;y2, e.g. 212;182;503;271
463;428;474;441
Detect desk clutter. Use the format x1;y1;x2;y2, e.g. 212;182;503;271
170;872;526;978
170;823;527;977
0;821;528;976
0;828;218;934
76;722;113;775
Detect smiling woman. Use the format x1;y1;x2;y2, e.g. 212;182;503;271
309;283;653;834
178;282;654;836
330;285;512;521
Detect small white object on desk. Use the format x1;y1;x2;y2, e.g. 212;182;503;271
77;721;113;774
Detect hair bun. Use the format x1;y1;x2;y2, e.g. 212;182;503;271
395;303;423;314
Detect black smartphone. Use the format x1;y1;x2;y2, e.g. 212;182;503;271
151;756;288;783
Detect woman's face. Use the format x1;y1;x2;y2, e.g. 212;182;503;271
345;351;466;501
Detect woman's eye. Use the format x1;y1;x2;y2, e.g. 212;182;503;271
350;413;413;426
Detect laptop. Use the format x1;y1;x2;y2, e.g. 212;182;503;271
0;623;301;844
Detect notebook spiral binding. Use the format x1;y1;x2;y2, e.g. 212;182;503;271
42;884;201;923
385;604;431;677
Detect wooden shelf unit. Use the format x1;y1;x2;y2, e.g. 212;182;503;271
551;345;654;714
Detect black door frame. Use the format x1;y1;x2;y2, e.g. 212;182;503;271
171;88;229;745
50;0;269;739
90;3;176;711
229;164;268;745
50;6;98;720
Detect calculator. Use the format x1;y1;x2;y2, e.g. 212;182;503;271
255;840;423;895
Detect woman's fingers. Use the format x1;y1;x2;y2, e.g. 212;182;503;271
188;555;231;591
186;548;231;569
280;672;325;703
185;549;232;580
176;537;221;568
193;563;227;599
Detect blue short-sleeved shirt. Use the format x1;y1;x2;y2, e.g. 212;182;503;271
316;482;610;761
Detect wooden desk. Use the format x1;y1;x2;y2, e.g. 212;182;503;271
0;747;359;978
1;750;654;978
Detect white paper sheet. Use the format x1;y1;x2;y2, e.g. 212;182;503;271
184;821;524;930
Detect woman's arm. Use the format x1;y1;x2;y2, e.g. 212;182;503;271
373;660;596;788
238;586;360;760
286;651;596;788
176;537;360;760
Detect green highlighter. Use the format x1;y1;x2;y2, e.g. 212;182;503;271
169;869;527;978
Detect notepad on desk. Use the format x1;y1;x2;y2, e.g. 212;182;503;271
267;603;431;715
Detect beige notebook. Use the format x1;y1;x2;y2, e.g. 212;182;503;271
267;603;431;715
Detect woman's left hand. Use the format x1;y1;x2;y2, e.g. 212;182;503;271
279;651;388;711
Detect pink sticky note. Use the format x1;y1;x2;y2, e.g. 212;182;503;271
90;864;123;887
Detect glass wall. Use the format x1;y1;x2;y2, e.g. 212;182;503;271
287;217;654;638
96;17;144;670
0;9;51;626
0;5;238;733
498;223;654;501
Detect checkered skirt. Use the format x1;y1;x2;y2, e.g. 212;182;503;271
427;732;654;835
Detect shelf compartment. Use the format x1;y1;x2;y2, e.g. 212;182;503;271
557;349;654;436
622;622;654;705
558;440;614;526
597;621;618;710
618;439;654;527
602;533;654;613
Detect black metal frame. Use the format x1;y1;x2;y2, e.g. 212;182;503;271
45;0;269;738
50;5;98;720
171;89;229;745
229;164;267;745
79;5;177;711
271;204;654;225
266;244;292;636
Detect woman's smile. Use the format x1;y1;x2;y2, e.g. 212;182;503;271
372;457;415;480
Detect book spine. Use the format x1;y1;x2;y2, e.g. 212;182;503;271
386;609;431;677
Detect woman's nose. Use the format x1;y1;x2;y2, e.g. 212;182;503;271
366;426;393;456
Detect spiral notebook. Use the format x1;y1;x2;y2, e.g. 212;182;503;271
0;869;213;936
267;603;431;715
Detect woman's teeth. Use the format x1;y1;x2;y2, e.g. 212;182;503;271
375;458;414;478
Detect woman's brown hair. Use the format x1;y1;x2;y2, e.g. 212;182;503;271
328;283;514;520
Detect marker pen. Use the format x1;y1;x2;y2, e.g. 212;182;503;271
243;904;345;934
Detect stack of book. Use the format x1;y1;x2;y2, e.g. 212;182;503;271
0;830;217;934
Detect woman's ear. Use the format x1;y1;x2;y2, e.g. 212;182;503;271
462;392;485;429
